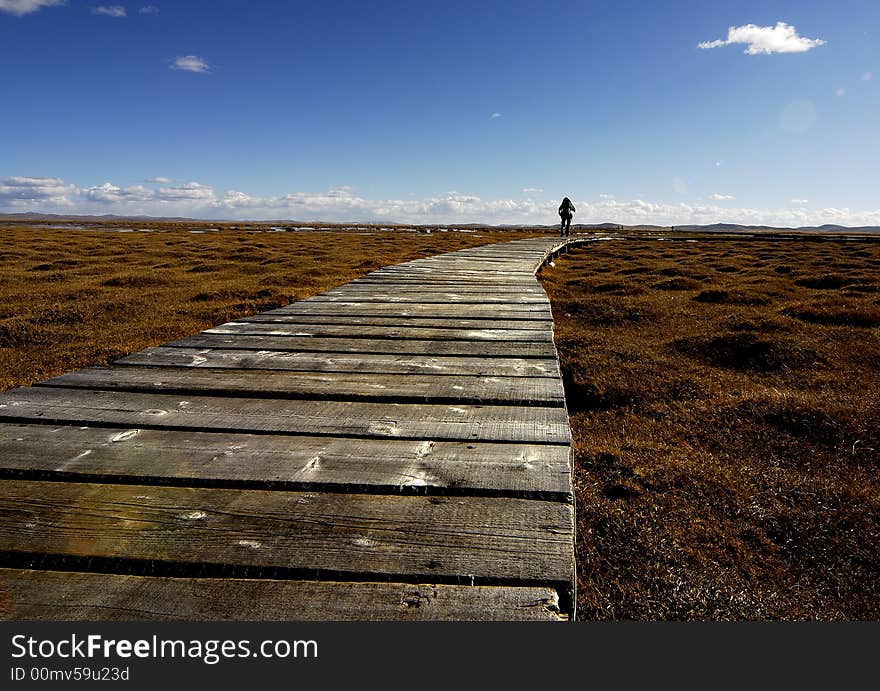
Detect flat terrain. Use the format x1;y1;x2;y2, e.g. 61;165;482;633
0;224;535;391
2;224;878;619
539;236;880;619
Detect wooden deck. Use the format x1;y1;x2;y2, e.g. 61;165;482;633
0;236;577;621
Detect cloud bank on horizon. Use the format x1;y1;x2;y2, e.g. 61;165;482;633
2;175;878;228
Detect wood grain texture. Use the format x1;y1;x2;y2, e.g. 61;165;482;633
228;315;552;330
307;294;550;304
0;569;565;621
324;285;546;294
0;480;575;585
167;333;557;358
265;302;551;319
218;321;552;340
0;423;572;498
116;347;560;377
0;387;572;443
38;366;566;406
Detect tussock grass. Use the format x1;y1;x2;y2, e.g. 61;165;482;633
782;300;880;328
540;237;880;620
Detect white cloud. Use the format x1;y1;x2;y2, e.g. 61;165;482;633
172;55;210;73
836;87;846;97
864;71;874;81
710;193;735;201
139;4;158;13
522;187;543;194
599;193;615;200
0;176;78;206
144;176;172;184
490;112;502;119
92;5;126;17
82;182;153;203
0;0;63;16
154;181;216;202
699;22;825;55
3;175;880;228
791;199;809;205
223;190;262;208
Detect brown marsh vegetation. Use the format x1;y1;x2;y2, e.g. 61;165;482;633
0;224;536;391
540;236;880;620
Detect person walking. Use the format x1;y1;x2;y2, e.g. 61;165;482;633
558;196;575;237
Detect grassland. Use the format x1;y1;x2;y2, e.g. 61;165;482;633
539;236;880;619
0;224;536;391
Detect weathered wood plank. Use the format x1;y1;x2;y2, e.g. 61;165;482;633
0;388;572;443
223;320;552;339
0;480;575;585
325;285;546;294
382;268;538;276
266;302;551;318
0;569;565;621
349;277;540;287
167;334;557;358
38;366;565;406
116;347;561;378
360;273;539;283
307;294;550;304
0;423;571;498
228;315;552;330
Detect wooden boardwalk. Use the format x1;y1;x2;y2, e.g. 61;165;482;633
0;236;576;621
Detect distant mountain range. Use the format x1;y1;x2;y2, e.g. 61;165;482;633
1;212;878;233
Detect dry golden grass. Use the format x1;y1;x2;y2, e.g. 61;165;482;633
540;236;880;620
0;223;537;391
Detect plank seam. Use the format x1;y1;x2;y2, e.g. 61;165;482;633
0;551;574;617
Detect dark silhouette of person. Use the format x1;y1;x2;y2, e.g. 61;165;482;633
558;197;575;237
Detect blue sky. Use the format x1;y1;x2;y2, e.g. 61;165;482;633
1;0;878;225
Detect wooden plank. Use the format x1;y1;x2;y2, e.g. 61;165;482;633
38;366;565;406
402;262;538;269
364;272;538;281
116;347;561;378
349;277;540;286
0;569;565;621
328;281;544;288
376;256;546;262
228;315;552;330
0;480;575;586
266;303;551;318
307;294;550;304
446;250;552;256
224;320;552;338
326;285;546;293
167;334;557;358
362;264;537;272
0;423;572;498
0;388;572;443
